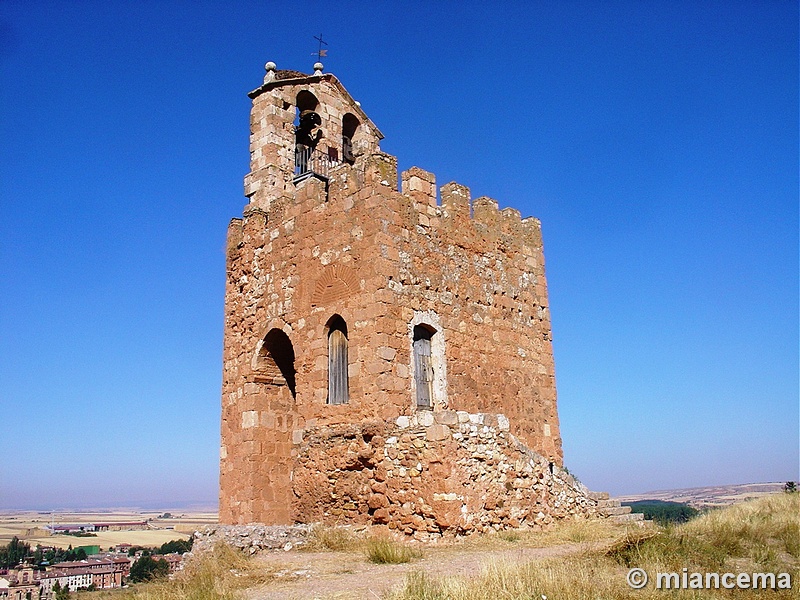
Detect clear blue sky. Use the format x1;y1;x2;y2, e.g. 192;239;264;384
1;1;797;510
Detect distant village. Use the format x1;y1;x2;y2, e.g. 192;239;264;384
0;520;189;599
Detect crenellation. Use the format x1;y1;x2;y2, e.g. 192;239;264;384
500;207;523;238
401;167;437;209
471;196;500;230
440;181;470;223
226;217;244;254
520;216;543;249
358;152;398;190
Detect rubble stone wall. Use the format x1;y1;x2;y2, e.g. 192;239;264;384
292;411;598;540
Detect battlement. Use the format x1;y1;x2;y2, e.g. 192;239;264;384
260;158;544;256
402;167;543;251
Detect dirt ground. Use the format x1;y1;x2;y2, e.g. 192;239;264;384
243;540;605;600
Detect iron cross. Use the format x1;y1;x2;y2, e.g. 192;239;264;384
313;34;328;60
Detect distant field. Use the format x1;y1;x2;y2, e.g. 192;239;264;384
0;510;218;550
615;481;786;509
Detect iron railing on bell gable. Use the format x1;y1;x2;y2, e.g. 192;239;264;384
294;146;339;182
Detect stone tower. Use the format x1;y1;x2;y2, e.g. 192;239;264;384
220;62;566;528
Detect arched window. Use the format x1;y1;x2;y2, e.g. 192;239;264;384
255;329;296;398
413;324;435;408
296;90;319;114
342;113;360;164
327;316;349;404
294;91;322;177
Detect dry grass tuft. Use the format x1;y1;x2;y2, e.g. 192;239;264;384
496;530;521;543
446;517;631;552
303;524;360;552
681;492;800;565
365;536;423;564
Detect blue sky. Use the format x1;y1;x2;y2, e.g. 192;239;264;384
1;1;797;510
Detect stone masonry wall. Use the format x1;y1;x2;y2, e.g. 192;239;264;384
291;410;597;540
220;67;565;526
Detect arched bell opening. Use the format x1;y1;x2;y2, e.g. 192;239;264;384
342;113;360;164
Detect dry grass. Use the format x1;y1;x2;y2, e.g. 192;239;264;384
83;496;797;599
303;524;423;564
364;536;423;564
445;517;632;552
87;543;273;600
682;492;800;563
303;524;360;552
385;494;800;599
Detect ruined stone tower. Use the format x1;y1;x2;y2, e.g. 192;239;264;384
219;63;581;533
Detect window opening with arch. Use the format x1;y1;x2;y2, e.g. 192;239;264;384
342;113;360;164
255;329;296;398
294;90;334;181
413;324;435;408
327;316;349;405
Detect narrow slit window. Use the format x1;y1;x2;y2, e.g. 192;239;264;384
327;316;349;404
413;325;434;408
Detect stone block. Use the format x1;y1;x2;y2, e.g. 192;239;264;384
417;411;435;427
377;346;397;361
242;411;258;429
368;493;389;509
426;424;451;442
434;410;458;425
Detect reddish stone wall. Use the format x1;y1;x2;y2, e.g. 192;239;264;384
220;67;563;525
292;411;596;540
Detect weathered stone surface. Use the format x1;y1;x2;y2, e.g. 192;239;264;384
193;524;311;554
289;411;598;540
434;410;459;425
426;424;451;441
417;411;435;427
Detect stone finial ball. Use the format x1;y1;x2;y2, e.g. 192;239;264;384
265;61;277;71
313;62;324;72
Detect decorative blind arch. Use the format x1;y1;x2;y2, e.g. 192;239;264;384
311;264;359;307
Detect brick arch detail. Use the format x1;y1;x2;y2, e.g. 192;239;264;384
311;264;359;307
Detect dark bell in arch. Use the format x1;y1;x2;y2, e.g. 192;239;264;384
299;110;322;129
